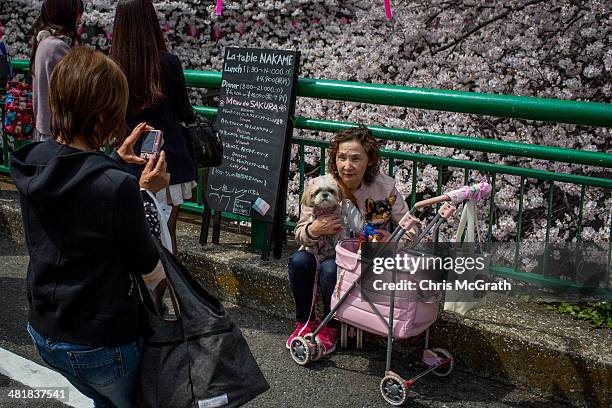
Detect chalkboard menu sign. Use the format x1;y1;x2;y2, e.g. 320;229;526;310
205;47;300;225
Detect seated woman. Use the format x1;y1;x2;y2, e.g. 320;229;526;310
286;127;419;355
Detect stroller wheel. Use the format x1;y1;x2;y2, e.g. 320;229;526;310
431;348;454;377
380;373;407;406
311;334;326;361
290;335;314;366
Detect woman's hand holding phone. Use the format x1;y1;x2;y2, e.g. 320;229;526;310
139;150;170;193
118;122;152;165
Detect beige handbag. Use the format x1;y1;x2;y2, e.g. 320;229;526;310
444;200;489;315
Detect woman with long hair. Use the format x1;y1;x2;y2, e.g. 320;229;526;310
30;0;84;141
111;0;197;255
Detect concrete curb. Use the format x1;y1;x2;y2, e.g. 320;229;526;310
1;191;610;407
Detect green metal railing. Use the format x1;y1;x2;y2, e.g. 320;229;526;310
2;59;611;296
181;69;612;127
291;137;611;295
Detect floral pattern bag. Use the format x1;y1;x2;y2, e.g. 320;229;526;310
3;80;34;150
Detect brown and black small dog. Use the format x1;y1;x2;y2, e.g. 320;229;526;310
363;195;396;242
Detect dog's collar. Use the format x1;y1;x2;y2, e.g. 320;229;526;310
364;219;389;231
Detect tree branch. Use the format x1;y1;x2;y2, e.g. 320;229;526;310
419;33;434;55
425;0;460;26
432;0;549;55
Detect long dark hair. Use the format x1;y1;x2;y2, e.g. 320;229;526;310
29;0;83;75
110;0;168;115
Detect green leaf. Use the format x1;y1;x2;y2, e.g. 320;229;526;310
597;303;611;311
544;302;612;329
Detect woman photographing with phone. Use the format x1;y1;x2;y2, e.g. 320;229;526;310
11;47;169;408
111;0;197;254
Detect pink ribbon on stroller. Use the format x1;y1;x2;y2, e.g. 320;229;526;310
445;182;492;204
464;182;492;202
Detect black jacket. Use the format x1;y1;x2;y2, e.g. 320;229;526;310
10;140;159;346
127;51;196;185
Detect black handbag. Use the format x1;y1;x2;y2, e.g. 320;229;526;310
182;114;223;168
135;239;269;407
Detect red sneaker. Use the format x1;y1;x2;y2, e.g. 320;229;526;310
286;318;321;349
315;325;339;355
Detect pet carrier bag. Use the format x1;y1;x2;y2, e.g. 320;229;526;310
332;239;440;339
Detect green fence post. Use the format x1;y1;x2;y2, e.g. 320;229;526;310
410;161;417;208
434;164;443;243
514;177;526;272
486;173;496;252
319;147;326;175
251;219;267;250
542;180;554;276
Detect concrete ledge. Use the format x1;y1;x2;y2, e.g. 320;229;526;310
1;187;610;407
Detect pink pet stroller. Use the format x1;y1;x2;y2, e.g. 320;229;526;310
288;183;492;406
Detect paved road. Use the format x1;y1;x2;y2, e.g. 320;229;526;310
0;237;570;407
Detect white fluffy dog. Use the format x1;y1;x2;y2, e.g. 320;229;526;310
301;175;342;260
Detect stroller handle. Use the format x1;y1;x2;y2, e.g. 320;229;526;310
413;182;492;209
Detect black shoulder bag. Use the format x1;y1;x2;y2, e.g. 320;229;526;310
181;113;223;168
135;239;269;407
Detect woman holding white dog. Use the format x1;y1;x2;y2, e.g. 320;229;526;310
287;127;419;355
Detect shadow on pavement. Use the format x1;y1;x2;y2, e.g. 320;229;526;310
0;277;31;347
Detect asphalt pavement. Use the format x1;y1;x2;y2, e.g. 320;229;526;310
0;237;571;407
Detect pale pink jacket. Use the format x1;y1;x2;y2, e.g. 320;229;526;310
33;36;70;137
295;173;419;247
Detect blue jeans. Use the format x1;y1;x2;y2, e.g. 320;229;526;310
27;323;142;408
287;250;338;326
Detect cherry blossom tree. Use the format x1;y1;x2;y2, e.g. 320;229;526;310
1;0;610;245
